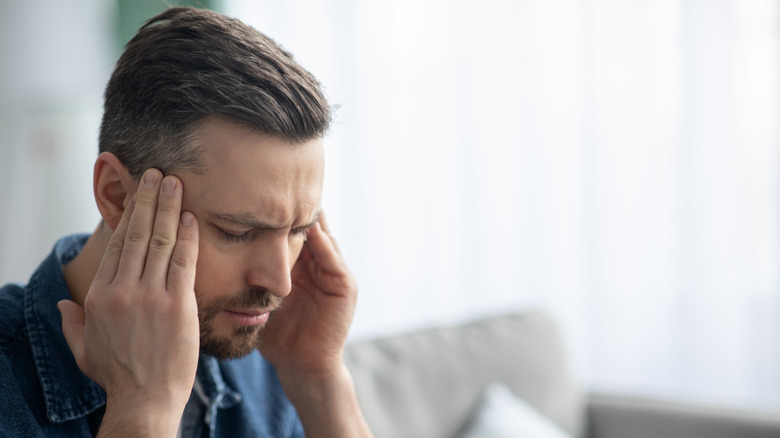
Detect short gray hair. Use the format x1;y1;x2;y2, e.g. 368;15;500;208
98;7;331;178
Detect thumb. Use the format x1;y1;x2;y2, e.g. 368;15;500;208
57;300;88;373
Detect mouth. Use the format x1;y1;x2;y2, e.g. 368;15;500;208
223;308;271;326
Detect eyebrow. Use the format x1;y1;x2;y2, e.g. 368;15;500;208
209;209;322;231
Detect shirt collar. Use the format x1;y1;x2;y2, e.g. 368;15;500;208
196;355;243;433
24;234;106;424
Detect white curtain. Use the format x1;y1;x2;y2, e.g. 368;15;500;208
225;0;780;407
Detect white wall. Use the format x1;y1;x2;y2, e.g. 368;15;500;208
0;0;111;284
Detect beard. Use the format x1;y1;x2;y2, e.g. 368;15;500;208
196;286;282;360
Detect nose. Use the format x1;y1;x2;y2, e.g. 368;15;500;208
245;235;292;298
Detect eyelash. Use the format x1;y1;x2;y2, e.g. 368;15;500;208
219;228;250;242
218;227;308;243
292;228;310;240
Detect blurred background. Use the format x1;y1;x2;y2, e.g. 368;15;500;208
1;0;778;411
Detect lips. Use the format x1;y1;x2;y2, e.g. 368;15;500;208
228;308;267;317
224;308;271;326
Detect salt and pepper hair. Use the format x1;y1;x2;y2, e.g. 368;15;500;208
99;7;331;178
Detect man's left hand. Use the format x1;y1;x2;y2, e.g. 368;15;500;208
258;212;357;376
257;213;372;437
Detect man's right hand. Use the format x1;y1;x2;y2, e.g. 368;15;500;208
58;168;200;437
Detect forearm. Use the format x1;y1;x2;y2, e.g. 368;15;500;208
280;363;373;438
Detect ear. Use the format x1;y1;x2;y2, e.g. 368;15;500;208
93;152;136;230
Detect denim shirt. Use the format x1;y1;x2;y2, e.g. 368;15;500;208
0;234;304;437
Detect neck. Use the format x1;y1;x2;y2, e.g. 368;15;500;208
62;222;112;307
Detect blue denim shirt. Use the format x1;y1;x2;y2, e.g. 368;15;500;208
0;234;304;437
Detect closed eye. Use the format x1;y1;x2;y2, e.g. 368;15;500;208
290;227;309;240
218;227;250;242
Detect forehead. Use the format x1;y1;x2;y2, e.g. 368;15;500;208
177;118;324;224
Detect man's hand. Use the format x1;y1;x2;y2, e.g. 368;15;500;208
259;213;373;438
58;168;199;437
259;212;357;376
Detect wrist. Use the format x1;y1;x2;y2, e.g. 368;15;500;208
277;360;350;403
278;363;374;438
99;393;186;437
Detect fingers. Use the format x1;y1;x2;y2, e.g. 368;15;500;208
115;169;164;282
317;212;341;253
305;220;345;274
96;169;196;295
142;175;184;285
318;212;333;235
58;300;87;373
166;211;199;297
93;196;135;284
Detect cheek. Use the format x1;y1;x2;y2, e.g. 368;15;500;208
193;241;243;295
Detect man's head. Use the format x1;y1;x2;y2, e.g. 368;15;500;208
99;7;330;178
93;8;329;360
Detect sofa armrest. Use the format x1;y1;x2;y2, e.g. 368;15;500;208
344;312;586;438
586;393;780;438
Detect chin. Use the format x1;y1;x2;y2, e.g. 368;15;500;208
199;325;262;361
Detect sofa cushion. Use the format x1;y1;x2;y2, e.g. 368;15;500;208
459;383;573;438
344;312;586;438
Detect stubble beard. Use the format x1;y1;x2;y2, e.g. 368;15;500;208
196;286;282;361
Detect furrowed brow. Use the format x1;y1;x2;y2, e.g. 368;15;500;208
210;209;323;231
209;212;277;230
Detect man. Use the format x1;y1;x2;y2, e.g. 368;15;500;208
0;7;373;437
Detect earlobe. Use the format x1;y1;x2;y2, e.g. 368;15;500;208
94;152;135;230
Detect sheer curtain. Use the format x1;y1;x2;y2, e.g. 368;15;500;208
225;0;780;407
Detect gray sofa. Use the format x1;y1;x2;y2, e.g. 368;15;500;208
344;312;780;438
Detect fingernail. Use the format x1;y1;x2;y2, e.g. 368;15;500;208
162;177;176;194
181;211;194;226
143;169;159;187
